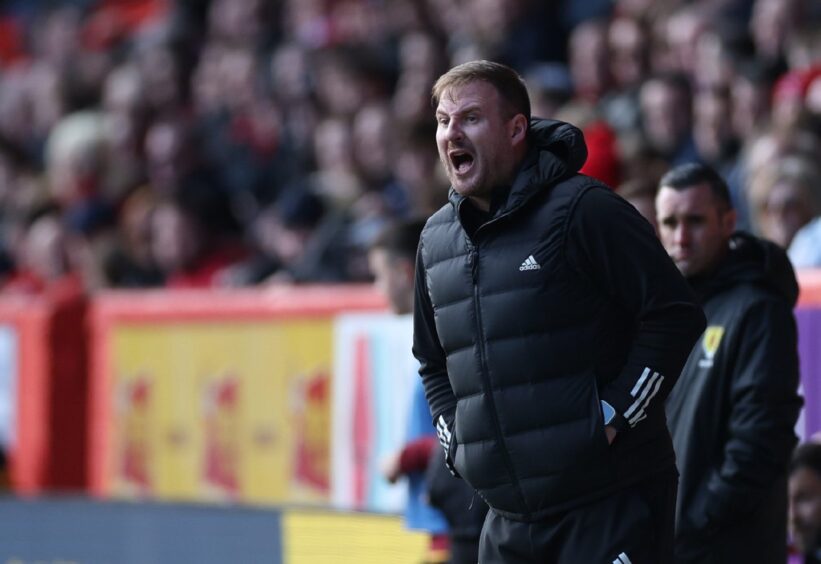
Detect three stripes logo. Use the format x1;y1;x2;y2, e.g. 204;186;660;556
435;415;458;476
435;414;452;450
519;255;541;271
623;367;664;428
612;552;633;564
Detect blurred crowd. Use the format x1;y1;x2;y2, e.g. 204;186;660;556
0;0;819;294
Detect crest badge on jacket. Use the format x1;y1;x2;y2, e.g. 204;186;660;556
698;326;725;369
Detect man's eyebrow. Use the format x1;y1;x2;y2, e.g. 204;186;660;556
436;104;483;117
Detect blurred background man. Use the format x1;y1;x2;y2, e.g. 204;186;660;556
369;219;487;564
657;162;802;564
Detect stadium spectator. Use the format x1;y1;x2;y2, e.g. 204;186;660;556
101;187;163;288
0;0;816;291
790;441;821;564
789;217;821;268
415;60;704;563
747;155;821;249
393;122;449;217
600;14;648;135
370;219;487;564
657;162;802;564
223;185;352;286
149;173;245;289
730;60;778;140
750;0;801;66
567;18;611;105
639;73;699;166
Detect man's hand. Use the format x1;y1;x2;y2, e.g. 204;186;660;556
605;425;618;445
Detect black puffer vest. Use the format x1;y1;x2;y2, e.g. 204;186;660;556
418;120;670;520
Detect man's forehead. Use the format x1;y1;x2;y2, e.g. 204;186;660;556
657;183;713;202
657;183;717;209
436;81;499;112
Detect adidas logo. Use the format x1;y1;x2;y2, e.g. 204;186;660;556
519;255;541;271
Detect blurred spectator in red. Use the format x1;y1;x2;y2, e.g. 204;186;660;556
102;187;163;288
3;205;84;296
772;66;821;129
579;121;622;188
149;173;245;289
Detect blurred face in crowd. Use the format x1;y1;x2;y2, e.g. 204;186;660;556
790;466;821;554
20;214;70;281
150;203;201;273
751;0;797;60
656;182;735;278
693;88;734;162
435;80;527;211
368;248;414;315
253;211;312;266
731;75;771;138
609;16;647;89
756;179;814;249
666;9;705;76
353;104;393;181
568;20;610;102
640;80;690;154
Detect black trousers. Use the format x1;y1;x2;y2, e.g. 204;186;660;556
479;469;678;564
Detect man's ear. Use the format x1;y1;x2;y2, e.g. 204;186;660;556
510;114;528;144
721;208;737;237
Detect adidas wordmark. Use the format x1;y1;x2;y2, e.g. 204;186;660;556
519;255;541;271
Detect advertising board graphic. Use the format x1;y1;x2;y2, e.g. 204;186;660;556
107;320;332;504
331;313;417;513
0;325;17;454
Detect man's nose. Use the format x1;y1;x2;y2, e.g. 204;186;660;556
674;224;690;245
443;120;464;142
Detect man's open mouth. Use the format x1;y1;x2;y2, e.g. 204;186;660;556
449;150;474;175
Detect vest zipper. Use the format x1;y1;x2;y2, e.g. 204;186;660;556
469;246;530;518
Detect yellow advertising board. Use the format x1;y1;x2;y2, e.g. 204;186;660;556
109;319;332;505
283;510;428;564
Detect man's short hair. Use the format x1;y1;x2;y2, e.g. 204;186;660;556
431;60;531;125
370;218;426;262
659;162;733;210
